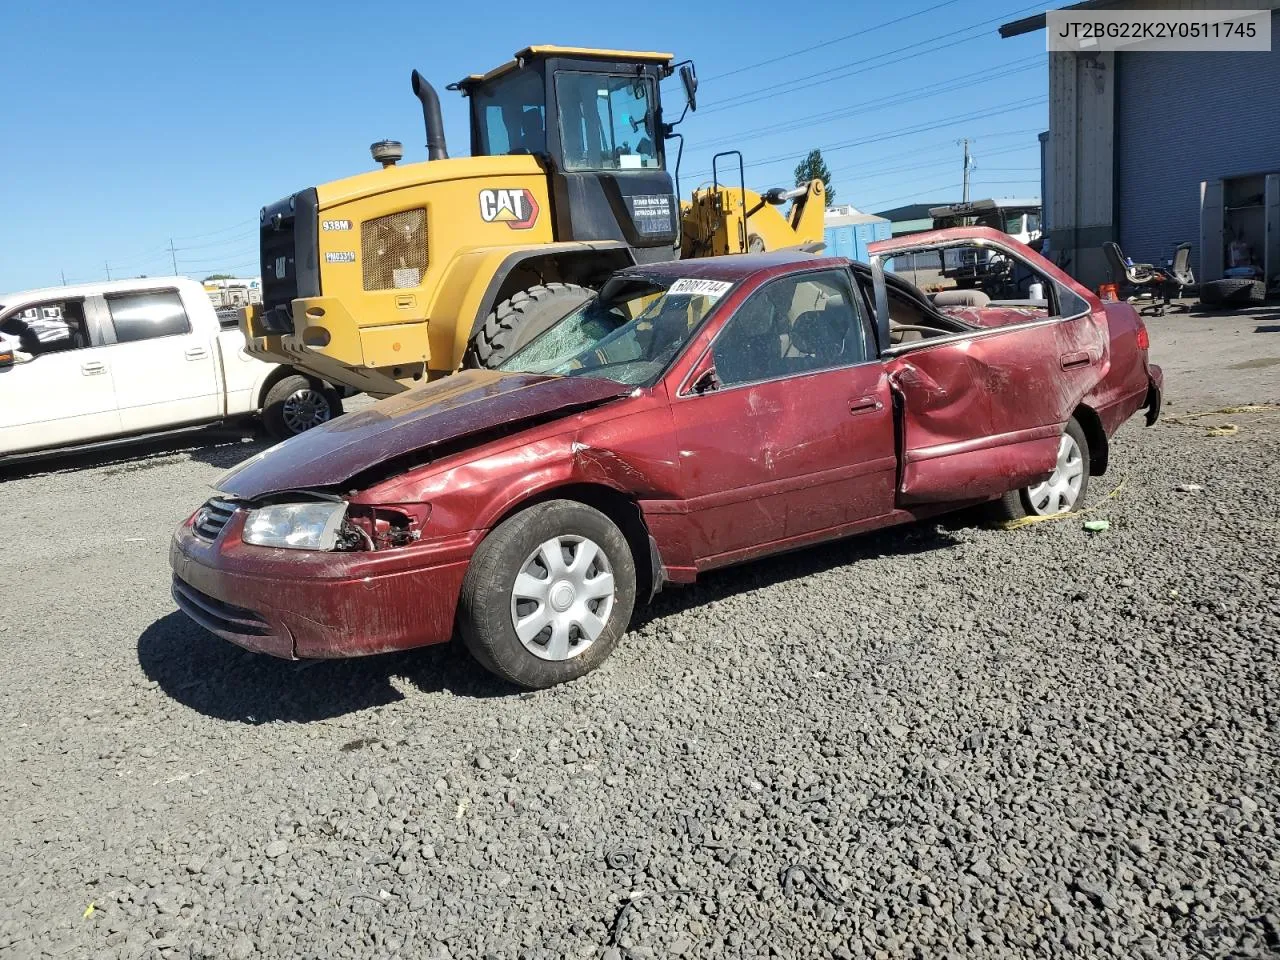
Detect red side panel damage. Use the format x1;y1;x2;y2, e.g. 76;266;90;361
887;315;1110;505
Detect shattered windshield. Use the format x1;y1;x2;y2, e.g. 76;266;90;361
497;275;734;386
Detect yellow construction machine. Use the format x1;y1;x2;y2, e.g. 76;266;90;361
242;46;826;396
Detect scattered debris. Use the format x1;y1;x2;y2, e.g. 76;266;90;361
82;902;95;919
1082;519;1111;533
606;850;635;870
780;864;845;905
340;737;379;753
1001;475;1128;530
1174;483;1203;493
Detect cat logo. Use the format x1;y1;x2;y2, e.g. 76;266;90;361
478;188;539;230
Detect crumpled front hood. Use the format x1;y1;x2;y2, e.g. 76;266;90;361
216;370;633;500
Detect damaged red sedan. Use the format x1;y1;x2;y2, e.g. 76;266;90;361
171;228;1162;688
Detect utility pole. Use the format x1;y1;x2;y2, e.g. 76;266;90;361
60;268;66;285
958;138;974;203
105;261;112;281
168;238;178;275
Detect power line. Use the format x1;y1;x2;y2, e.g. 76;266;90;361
171;230;259;252
698;1;1045;115
858;178;1040;211
802;142;1037;198
822;136;1040;183
689;57;1041;155
685;96;1046;182
171;218;257;243
702;0;967;83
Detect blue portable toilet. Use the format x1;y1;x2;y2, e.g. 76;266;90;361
823;206;892;262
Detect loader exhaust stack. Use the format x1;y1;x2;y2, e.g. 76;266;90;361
411;69;449;161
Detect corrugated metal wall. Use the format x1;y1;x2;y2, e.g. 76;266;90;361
1047;51;1116;287
1116;11;1280;272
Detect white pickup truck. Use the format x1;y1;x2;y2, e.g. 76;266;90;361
0;277;344;457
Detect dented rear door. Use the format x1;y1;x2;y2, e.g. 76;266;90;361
885;309;1109;505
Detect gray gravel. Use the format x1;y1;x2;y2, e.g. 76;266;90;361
1;313;1278;959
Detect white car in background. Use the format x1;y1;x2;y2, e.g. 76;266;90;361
0;277;346;458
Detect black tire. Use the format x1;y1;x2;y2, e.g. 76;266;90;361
988;417;1091;522
1199;277;1266;307
464;283;593;369
261;374;341;441
458;500;636;689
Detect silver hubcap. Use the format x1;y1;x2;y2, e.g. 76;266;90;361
510;535;615;661
1025;432;1085;515
282;388;332;434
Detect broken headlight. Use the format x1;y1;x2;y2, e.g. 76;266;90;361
242;502;348;551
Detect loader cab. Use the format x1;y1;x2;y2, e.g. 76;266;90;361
454;47;685;263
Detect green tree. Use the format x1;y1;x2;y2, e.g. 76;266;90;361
794;148;835;208
203;273;235;281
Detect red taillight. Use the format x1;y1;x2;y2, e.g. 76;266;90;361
1136;323;1150;351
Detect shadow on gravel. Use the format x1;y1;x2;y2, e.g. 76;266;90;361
1256;324;1280;333
0;423;269;482
635;521;963;628
138;612;508;724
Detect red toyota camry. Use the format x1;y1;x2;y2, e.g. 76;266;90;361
171;228;1162;688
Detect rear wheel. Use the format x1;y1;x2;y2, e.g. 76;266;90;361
262;374;341;441
990;418;1091;522
458;500;636;689
464;283;593;369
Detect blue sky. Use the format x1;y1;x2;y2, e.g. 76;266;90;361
0;0;1049;292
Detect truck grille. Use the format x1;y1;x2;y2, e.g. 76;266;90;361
193;498;238;541
361;208;428;291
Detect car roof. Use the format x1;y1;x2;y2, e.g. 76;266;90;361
620;251;846;283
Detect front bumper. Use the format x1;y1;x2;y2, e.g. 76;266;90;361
170;510;474;659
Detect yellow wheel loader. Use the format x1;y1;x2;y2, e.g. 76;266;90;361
242;46;827;397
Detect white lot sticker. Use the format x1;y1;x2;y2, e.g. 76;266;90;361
325;251;356;263
669;278;733;299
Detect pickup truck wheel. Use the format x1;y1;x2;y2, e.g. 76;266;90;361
262;375;340;440
458;499;636;689
990;418;1091;522
464;283;593;369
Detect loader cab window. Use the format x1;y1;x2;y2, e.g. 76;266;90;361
473;69;546;156
554;72;659;172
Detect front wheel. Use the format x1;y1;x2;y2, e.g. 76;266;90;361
458;500;636;689
464;283;594;369
990;418;1091;521
261;374;341;441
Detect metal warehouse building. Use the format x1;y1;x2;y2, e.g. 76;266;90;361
1002;1;1280;291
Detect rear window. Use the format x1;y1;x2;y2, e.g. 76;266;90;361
107;290;191;343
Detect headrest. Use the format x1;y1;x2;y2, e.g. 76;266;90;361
731;302;775;338
789;309;845;360
932;288;991;308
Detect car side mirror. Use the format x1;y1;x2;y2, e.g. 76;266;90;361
680;64;698;113
692;366;719;394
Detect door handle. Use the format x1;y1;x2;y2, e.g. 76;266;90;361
849;396;884;415
184;347;208;360
1060;351;1092;370
81;361;106;376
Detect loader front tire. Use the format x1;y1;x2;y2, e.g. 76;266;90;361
465;283;594;369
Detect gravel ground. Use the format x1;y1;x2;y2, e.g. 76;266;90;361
1;314;1277;959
